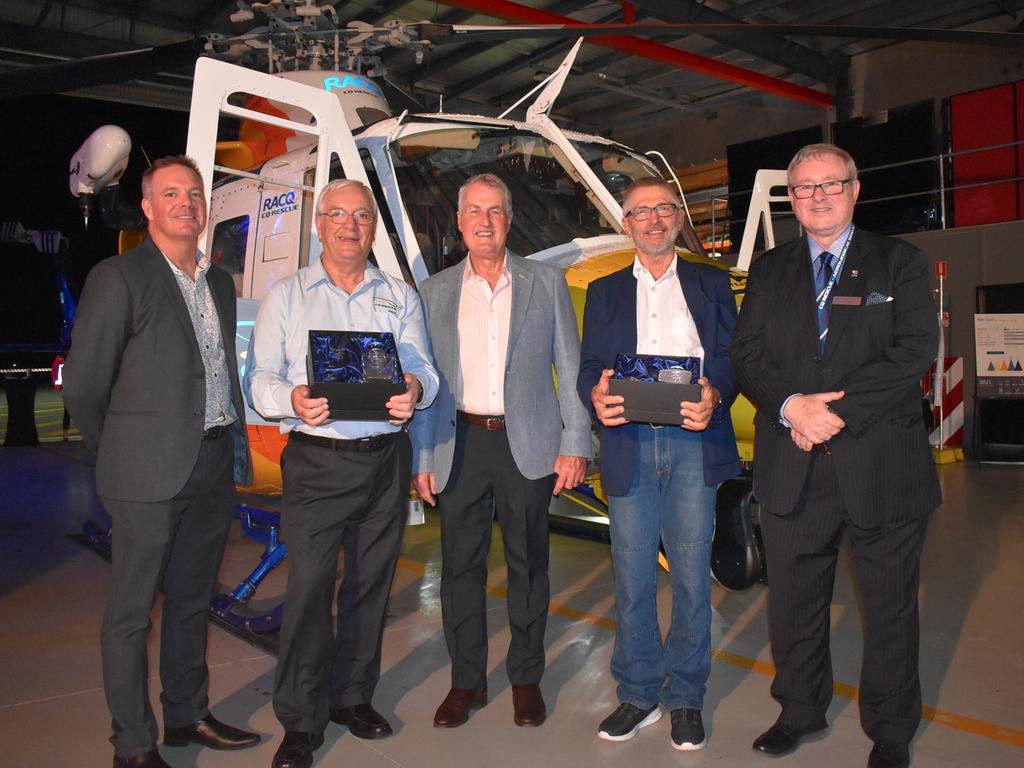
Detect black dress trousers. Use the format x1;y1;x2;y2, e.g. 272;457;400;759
438;420;556;690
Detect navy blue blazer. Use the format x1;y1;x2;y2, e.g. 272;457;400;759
576;257;742;495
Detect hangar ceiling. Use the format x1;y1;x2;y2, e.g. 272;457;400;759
0;0;1021;130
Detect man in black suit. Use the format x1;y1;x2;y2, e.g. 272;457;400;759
64;156;259;768
731;144;940;768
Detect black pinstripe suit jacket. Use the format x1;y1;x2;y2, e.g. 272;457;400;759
731;228;941;526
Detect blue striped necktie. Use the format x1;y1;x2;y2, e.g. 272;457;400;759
815;252;834;351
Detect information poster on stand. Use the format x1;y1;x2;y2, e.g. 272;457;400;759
975;313;1024;398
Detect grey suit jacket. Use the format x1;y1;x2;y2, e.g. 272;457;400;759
410;252;591;490
64;237;252;502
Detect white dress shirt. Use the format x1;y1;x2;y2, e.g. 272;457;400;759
245;258;439;439
633;255;704;366
457;255;512;415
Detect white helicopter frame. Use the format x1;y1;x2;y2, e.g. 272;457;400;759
184;56;408;282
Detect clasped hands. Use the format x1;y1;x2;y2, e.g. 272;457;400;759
783;391;846;451
590;368;719;431
290;373;421;428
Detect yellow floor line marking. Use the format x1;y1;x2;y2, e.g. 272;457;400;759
396;558;1024;749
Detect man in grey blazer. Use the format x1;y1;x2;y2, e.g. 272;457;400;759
411;173;591;729
64;156;258;768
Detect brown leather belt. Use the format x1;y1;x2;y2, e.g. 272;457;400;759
289;429;402;452
457;411;506;430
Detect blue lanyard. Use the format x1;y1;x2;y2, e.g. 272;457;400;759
816;225;854;313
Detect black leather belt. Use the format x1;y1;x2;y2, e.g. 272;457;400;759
289;429;401;452
203;425;228;440
457;411;506;430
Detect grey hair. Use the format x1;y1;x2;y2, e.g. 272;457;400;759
621;177;681;208
315;178;378;220
787;143;858;184
457;173;513;218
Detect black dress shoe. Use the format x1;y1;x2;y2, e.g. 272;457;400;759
752;722;827;756
868;742;910;768
329;703;393;739
164;714;260;750
272;731;324;768
113;749;171;767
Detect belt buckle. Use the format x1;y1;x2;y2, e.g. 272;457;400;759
485;417;503;430
648;422;665;430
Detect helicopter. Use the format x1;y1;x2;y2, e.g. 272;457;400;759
59;2;1015;638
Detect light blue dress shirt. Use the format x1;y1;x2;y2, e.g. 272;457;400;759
779;223;854;425
245;258;439;439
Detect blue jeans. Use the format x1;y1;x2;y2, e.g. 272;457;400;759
608;425;715;711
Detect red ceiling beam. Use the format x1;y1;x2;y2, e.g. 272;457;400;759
435;0;833;108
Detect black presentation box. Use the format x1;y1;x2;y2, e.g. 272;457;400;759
306;330;405;421
608;353;702;426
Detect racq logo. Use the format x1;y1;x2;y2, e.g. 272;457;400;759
322;74;384;98
260;191;299;219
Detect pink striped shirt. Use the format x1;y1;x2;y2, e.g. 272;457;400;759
457;256;512;415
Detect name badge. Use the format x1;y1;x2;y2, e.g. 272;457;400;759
832;295;862;306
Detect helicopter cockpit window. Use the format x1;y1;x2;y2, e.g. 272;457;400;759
390;128;654;270
210;215;249;296
568;141;662;204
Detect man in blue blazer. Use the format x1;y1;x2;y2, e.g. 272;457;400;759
411;174;591;730
577;177;740;752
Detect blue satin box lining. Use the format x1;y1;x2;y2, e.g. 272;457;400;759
307;330;404;385
612;353;701;383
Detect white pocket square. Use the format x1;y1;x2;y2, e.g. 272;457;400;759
865;292;893;306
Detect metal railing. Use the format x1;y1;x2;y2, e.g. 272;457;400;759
707;139;1024;255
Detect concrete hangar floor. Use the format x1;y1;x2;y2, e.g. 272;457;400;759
0;436;1021;767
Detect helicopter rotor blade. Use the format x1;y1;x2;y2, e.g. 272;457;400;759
0;39;205;100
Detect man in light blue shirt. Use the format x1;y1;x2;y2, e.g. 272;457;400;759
246;179;438;768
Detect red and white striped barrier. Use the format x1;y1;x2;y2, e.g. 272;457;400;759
921;357;964;447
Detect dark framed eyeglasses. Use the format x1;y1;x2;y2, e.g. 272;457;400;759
317;207;374;225
624;203;681;221
789;179;853;199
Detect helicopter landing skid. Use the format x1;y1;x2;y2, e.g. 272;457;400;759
73;502;288;645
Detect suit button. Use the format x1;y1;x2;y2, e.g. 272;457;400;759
450;420;455;426
194;410;202;417
823;367;832;373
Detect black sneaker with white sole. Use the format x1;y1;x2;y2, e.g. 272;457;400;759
597;702;662;741
670;708;707;751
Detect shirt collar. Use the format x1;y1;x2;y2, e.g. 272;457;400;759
462;253;510;284
302;258;385;292
162;250;208;280
632;253;677;284
807;223;853;261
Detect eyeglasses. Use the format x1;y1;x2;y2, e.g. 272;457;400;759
317;207;374;225
789;179;853;199
624;203;680;221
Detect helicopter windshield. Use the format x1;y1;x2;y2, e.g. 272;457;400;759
389;126;659;271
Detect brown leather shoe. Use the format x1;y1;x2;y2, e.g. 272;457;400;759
512;684;546;727
433;687;487;728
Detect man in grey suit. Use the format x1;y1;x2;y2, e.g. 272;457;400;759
64;156;258;768
411;173;591;729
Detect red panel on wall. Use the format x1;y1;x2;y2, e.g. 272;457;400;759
950;83;1016;227
1018;82;1024;215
